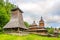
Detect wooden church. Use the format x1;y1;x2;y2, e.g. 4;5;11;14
28;17;48;35
3;7;28;33
3;7;47;35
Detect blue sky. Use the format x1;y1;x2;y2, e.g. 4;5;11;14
9;0;60;28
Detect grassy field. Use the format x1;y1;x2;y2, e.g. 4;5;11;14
0;33;60;40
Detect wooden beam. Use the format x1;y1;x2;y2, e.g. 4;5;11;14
18;27;20;33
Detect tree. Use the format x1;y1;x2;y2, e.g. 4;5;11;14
0;0;15;29
46;27;54;34
0;9;9;28
48;28;54;34
24;21;30;28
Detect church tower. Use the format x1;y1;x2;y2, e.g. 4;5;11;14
29;21;37;27
3;7;27;33
32;21;37;26
39;16;44;28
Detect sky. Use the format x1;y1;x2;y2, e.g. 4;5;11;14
9;0;60;28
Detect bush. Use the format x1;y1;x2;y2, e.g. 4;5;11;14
24;21;30;28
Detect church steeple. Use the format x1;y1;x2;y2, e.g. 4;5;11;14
40;16;44;22
39;16;44;28
32;21;37;26
41;16;42;20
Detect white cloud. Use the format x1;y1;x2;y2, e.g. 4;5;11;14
23;16;33;24
18;0;60;16
45;15;60;23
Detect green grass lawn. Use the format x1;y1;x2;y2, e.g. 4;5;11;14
0;33;60;40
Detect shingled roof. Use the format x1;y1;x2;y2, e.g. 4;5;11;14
3;19;27;29
11;7;23;13
3;7;28;29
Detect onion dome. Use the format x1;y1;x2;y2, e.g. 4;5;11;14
29;21;37;27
